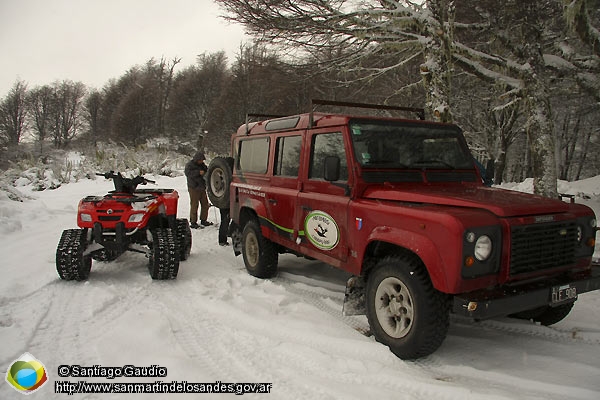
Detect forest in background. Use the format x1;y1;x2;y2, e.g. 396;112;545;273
1;0;599;190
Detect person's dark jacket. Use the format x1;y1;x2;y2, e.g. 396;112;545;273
185;152;207;190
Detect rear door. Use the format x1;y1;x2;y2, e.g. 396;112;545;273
296;130;351;266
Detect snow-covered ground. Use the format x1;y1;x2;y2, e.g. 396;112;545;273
1;174;599;399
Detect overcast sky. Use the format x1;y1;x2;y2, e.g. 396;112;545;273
0;0;248;95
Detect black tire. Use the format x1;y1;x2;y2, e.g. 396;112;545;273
148;228;180;280
366;255;450;359
511;303;574;326
241;219;278;278
56;229;92;281
176;218;192;261
207;156;233;209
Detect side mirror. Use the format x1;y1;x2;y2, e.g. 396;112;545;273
324;156;341;182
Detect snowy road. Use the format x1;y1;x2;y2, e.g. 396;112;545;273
1;175;599;399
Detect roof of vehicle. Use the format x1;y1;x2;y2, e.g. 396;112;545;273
235;112;456;137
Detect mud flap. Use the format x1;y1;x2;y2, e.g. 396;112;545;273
343;276;366;316
230;222;242;256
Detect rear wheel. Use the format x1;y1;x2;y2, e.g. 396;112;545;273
511;303;574;326
176;218;192;261
366;255;450;359
241;220;278;278
148;228;179;279
56;229;92;281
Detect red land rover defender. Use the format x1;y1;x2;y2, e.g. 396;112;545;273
206;100;599;359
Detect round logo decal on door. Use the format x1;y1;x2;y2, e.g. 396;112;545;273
304;211;340;250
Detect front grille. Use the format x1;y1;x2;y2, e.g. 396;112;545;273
98;216;122;221
510;221;578;275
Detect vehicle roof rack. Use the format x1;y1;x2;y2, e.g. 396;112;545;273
309;99;425;127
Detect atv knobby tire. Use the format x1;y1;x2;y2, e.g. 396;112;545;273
207;156;234;209
366;255;450;359
241;219;278;278
148;228;180;279
56;229;92;281
176;218;192;261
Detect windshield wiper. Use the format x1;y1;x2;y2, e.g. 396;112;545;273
411;159;456;169
365;160;409;168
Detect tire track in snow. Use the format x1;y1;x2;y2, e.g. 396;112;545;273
173;270;500;400
273;271;600;400
274;274;372;336
1;256;156;369
2;281;92;370
451;315;600;346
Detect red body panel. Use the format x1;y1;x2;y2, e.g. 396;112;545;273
77;190;179;230
230;111;597;296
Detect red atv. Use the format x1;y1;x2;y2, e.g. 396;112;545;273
56;172;191;280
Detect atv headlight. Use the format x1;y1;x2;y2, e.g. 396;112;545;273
474;235;492;261
128;213;144;223
80;213;92;222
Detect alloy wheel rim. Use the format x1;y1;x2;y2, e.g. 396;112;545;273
374;277;414;338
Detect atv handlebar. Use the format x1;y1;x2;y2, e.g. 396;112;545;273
96;171;155;193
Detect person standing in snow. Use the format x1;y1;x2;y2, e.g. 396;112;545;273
184;151;213;229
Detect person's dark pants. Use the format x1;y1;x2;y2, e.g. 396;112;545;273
219;208;230;244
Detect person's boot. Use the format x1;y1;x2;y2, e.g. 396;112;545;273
200;220;214;227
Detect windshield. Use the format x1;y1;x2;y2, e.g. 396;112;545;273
349;121;474;170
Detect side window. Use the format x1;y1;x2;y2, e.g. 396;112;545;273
274;135;302;177
238;138;269;174
309;132;348;181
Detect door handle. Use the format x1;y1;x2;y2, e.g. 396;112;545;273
268;198;277;204
301;205;312;211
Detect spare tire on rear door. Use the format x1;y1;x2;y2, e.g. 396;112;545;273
207;156;234;209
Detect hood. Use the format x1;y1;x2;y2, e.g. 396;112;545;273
192;151;205;161
362;185;569;217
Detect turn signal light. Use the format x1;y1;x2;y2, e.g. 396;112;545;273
465;256;475;267
587;238;596;247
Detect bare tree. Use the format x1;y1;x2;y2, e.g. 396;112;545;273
27;85;54;154
0;80;28;146
84;90;102;148
216;0;458;122
167;51;230;145
215;0;575;196
51;80;87;148
155;57;181;136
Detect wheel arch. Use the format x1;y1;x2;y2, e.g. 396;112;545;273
361;229;450;293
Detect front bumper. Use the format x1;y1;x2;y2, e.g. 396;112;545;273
453;264;600;319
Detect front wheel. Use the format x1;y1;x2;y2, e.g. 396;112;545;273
241;220;278;278
366;255;450;359
56;229;92;281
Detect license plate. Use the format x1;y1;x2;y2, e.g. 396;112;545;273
551;284;577;305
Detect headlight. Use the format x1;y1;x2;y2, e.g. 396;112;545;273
80;213;92;222
462;226;501;278
474;235;492;261
591;218;597;228
128;213;144;223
